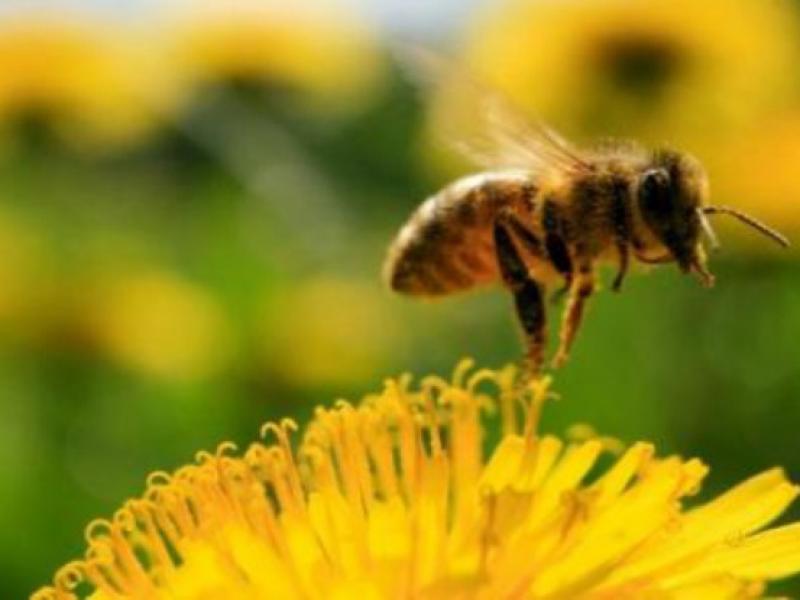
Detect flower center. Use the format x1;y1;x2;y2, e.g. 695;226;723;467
597;35;684;99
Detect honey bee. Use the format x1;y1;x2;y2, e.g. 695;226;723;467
383;52;790;374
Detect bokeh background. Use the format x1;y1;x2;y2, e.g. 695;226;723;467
2;0;800;596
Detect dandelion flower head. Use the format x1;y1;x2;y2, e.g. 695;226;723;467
167;0;383;109
457;0;798;144
0;13;177;148
34;361;800;599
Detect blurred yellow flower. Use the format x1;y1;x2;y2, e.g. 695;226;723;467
34;362;800;599
260;277;398;388
84;271;232;381
166;0;384;110
0;13;177;149
457;0;798;145
706;114;800;242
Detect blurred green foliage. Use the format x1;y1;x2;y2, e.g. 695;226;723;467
0;1;799;598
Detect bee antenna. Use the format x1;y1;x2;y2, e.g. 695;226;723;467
703;206;791;248
696;208;719;251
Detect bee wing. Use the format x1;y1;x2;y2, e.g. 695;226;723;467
398;46;590;174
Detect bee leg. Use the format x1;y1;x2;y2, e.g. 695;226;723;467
541;201;574;302
499;209;543;256
552;265;595;368
611;178;632;292
493;219;547;377
612;244;629;292
550;288;566;304
550;280;571;305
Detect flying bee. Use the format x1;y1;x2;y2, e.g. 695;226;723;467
383;51;790;375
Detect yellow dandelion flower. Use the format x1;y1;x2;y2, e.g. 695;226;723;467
0;13;178;149
166;0;384;110
33;361;800;599
455;0;798;145
705;114;800;243
83;271;232;381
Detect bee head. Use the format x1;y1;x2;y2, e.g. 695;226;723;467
637;148;789;286
637;149;715;286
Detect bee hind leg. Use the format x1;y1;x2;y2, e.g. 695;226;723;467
493;217;547;378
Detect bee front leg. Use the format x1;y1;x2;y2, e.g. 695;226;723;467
552;264;595;368
493;218;547;377
610;178;632;292
612;244;629;292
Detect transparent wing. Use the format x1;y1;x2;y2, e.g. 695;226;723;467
397;46;590;174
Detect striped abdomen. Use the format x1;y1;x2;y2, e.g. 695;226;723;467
384;171;538;296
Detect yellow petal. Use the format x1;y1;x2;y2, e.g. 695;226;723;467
590;442;655;506
665;523;800;587
606;468;799;587
479;435;525;493
523;440;603;530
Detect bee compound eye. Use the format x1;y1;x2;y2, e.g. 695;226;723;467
640;168;671;214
